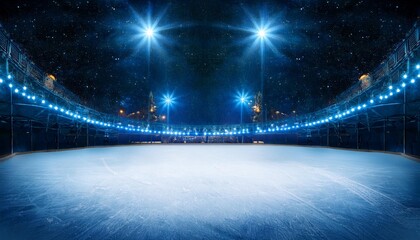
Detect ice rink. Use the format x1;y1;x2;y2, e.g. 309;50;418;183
0;145;419;239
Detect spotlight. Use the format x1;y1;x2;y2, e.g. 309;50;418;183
257;28;267;39
145;27;154;38
164;96;173;105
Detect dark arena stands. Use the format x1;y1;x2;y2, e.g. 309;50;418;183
0;3;419;239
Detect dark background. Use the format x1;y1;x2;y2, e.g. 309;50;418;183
0;0;418;124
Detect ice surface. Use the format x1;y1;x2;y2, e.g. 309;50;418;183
0;145;419;239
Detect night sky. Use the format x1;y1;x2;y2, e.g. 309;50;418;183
0;0;418;124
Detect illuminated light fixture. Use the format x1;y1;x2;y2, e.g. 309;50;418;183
401;82;406;88
388;86;393;90
41;100;45;104
0;78;3;83
411;79;416;84
416;64;420;70
23;86;27;91
379;95;383;100
14;89;19;93
145;27;154;38
31;96;35;100
27;96;30;99
7;74;11;79
403;74;408;79
164;96;172;105
362;104;366;108
60;108;64;112
8;83;13;88
22;92;26;96
370;99;374;104
384;95;388;99
54;106;58;110
389;92;393;96
257;28;267;39
396;88;401;93
49;104;53;108
351;108;355;112
357;106;361;110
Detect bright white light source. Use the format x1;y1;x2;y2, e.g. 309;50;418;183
257;28;267;39
145;27;154;38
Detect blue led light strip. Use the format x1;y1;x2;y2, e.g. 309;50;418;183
0;63;418;136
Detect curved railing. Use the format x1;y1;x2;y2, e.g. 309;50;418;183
1;22;419;136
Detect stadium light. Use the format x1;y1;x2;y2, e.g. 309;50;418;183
145;27;154;39
162;93;175;124
257;28;267;39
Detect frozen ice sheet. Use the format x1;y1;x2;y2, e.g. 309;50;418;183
0;145;419;239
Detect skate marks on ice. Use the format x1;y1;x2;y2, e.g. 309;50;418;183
295;164;420;237
1;146;420;239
